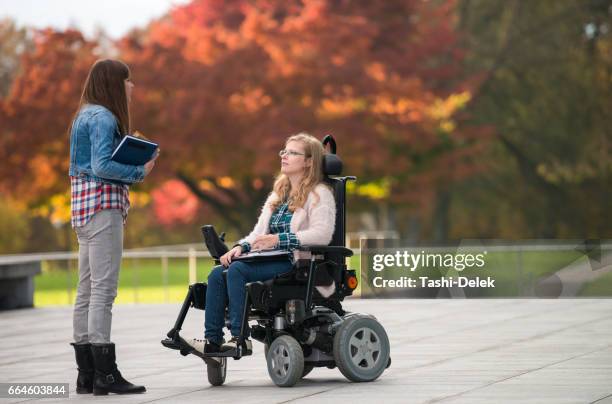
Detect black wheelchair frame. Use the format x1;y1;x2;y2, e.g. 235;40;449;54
161;135;390;387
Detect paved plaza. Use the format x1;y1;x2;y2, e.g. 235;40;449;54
1;299;611;403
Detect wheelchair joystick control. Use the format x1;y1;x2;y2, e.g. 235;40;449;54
201;225;229;259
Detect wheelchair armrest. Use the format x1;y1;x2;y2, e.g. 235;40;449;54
297;245;353;257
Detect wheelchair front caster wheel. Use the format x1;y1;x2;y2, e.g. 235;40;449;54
333;314;390;382
266;335;304;387
265;343;312;378
206;357;227;386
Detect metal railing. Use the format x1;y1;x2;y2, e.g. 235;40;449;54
5;237;609;305
0;245;214;306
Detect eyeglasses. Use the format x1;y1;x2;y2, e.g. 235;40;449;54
279;149;306;157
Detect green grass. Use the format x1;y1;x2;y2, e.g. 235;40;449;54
578;269;612;296
35;255;363;306
35;257;217;306
34;249;610;306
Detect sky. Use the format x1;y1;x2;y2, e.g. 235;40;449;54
0;0;192;39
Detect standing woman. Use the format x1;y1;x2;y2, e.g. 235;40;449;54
68;59;156;395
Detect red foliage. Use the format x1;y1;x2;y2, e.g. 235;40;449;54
151;179;200;226
0;0;487;223
0;29;96;201
119;0;483;208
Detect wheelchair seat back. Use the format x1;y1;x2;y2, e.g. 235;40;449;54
318;136;354;287
258;135;356;311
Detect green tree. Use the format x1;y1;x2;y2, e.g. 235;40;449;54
0;18;33;97
0;196;30;253
454;0;612;238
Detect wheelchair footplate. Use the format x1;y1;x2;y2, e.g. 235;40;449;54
162;333;252;362
160;337;182;351
160;335;219;363
161;335;198;357
202;343;253;359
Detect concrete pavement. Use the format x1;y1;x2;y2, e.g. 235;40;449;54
1;299;611;403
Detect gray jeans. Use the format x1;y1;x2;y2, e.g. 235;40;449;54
73;209;123;344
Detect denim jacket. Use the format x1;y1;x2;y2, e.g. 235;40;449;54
69;104;145;185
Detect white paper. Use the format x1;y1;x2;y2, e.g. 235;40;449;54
234;249;290;260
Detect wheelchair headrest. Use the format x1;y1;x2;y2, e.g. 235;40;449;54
322;134;342;176
323;153;342;176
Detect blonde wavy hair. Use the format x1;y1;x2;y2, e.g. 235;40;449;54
271;133;327;212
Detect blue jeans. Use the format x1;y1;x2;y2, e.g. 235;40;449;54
204;258;293;344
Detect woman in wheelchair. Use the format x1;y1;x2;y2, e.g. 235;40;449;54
186;133;336;355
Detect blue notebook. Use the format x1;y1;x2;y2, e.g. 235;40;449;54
111;135;158;165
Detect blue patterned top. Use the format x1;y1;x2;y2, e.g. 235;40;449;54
241;200;300;253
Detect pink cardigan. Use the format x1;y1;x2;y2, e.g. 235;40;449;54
238;183;336;260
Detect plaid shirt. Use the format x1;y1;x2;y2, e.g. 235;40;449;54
70;176;130;228
241;201;300;253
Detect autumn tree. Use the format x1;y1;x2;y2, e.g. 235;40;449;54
119;0;482;237
0;29;97;205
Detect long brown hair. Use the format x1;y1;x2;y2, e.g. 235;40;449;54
271;133;328;212
73;59;131;135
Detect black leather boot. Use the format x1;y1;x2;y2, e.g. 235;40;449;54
90;343;146;395
70;343;94;394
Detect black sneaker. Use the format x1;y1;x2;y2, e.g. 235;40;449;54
221;336;252;354
184;337;222;356
204;340;223;355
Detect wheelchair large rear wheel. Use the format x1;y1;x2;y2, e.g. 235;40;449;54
266;335;304;387
206;357;227;386
333;314;390;382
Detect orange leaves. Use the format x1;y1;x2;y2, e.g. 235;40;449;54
316;96;367;120
153;0;249;65
229;87;272;113
371;96;429;123
365;63;386;82
0;0;486;223
28;155;60;193
217;176;235;188
0;29;96;206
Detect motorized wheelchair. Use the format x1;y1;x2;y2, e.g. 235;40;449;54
161;135;391;387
